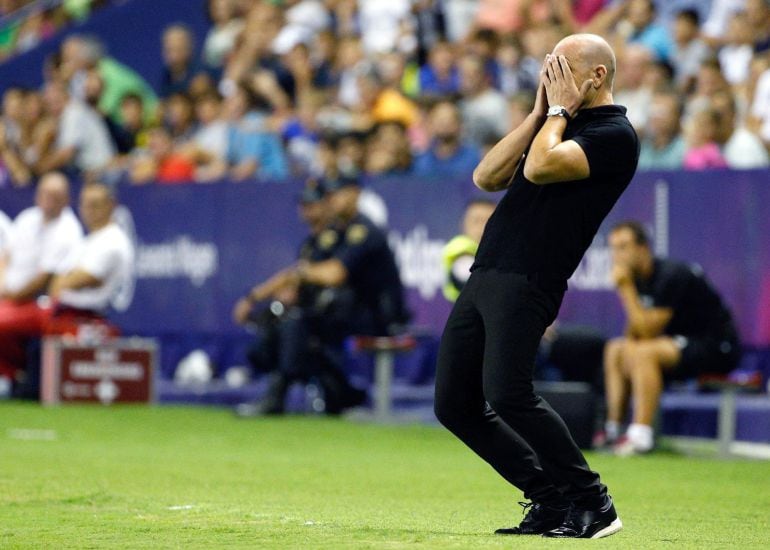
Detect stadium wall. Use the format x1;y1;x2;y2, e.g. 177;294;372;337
1;170;769;357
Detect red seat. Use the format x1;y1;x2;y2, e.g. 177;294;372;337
351;333;417;421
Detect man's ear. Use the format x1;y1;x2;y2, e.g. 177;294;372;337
594;65;608;88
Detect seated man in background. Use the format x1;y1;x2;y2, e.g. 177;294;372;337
0;172;83;380
0;181;134;390
233;179;367;415
49;182;135;321
602;221;740;455
297;174;410;338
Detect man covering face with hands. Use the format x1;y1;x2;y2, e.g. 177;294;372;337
434;34;639;539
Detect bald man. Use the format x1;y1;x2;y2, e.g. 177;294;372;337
0;182;133;387
434;34;639;539
0;172;83;380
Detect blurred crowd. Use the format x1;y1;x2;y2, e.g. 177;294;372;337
0;0;107;60
1;0;770;189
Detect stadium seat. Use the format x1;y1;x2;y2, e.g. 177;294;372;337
351;334;417;421
696;370;763;458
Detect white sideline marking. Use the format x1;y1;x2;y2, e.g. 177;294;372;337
167;505;195;511
664;436;770;460
7;428;58;441
730;442;770;460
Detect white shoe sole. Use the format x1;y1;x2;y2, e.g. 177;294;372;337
591;517;623;539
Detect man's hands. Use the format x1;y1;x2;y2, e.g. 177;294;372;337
542;54;592;118
610;263;633;288
232;297;254;325
532;64;549;120
232;267;301;325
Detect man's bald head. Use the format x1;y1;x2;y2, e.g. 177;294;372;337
36;172;71;221
552;34;616;92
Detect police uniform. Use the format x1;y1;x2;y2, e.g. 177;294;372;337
327;212;408;336
244;181;361;414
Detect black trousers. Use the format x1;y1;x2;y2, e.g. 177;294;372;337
434;269;607;508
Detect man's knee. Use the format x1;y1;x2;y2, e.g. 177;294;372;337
433;396;470;433
483;379;537;416
625;340;676;376
433;389;486;433
433;397;456;429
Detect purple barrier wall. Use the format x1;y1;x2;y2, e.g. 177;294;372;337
1;170;769;346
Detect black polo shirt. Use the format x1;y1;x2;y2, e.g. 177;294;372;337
635;258;738;342
473;105;640;289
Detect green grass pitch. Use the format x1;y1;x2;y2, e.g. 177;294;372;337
1;402;768;549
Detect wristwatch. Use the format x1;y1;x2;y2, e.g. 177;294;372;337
547;105;571;121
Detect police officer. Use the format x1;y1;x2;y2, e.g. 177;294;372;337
233;179;364;415
296;174;409;337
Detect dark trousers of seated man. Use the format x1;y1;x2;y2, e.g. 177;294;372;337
248;305;362;413
434;269;607;508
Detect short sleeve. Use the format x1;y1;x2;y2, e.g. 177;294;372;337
570;121;639;180
335;223;382;277
654;266;690;310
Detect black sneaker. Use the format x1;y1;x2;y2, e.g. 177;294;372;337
542;496;622;539
495;501;569;535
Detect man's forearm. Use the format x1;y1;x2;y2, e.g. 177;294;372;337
298;259;347;287
49;270;102;298
472;113;546;191
36;148;75;174
6;272;52;302
248;269;297;302
617;283;656;338
523;116;569;181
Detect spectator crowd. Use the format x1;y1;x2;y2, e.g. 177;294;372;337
1;0;770;190
0;0;108;60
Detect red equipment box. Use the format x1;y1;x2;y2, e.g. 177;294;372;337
41;337;157;405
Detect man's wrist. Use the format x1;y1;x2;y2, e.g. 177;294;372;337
566;104;580;119
617;280;636;295
295;264;307;283
547;105;571;120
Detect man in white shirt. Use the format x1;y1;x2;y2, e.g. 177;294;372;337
50;182;134;314
0;172;83;303
712;91;770;169
36;80;115;174
458;55;510;146
357;0;414;55
0;181;133;381
0;172;83;379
